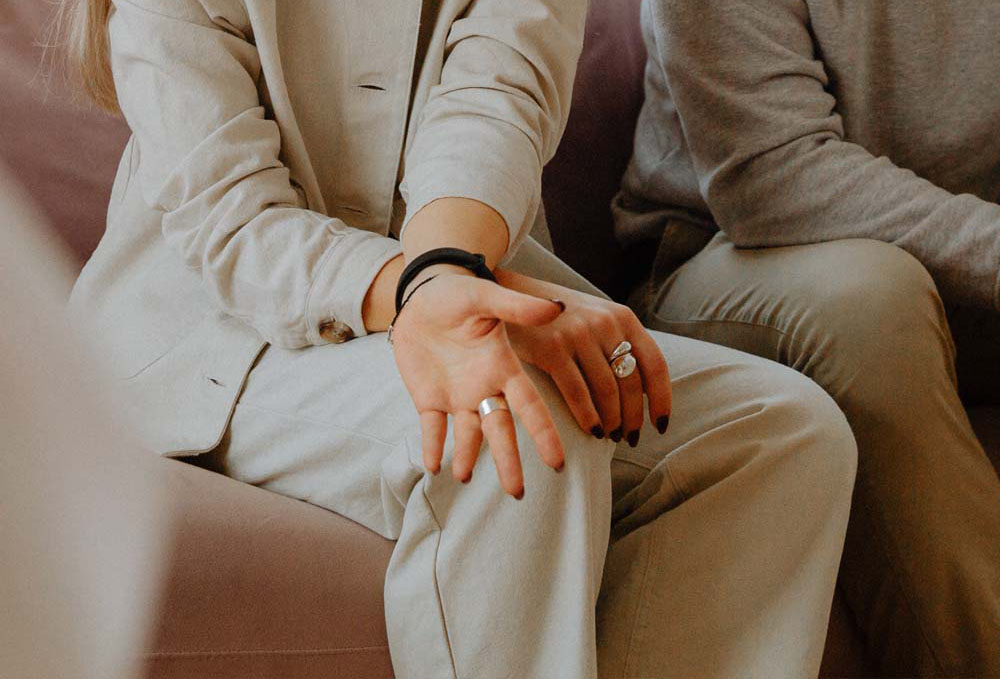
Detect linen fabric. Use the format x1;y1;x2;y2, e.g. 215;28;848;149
69;0;586;456
195;241;859;678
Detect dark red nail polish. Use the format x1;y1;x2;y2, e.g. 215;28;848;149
656;415;670;435
555;460;565;473
627;430;640;448
549;298;566;312
591;425;605;439
461;475;472;484
609;427;623;443
514;489;524;500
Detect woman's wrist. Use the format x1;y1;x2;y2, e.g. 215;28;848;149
362;197;510;334
362;254;405;333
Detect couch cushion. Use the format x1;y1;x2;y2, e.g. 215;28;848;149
541;0;646;299
146;458;394;679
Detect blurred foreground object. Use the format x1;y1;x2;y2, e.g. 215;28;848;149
0;166;167;679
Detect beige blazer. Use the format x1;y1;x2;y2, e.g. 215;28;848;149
70;0;587;456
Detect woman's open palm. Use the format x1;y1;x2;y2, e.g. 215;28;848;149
390;273;565;497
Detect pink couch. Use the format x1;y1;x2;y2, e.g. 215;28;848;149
4;2;997;677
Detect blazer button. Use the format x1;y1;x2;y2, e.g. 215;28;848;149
319;319;355;344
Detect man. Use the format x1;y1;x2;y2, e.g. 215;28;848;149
614;0;1000;675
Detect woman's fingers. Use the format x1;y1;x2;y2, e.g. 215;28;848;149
546;354;603;437
479;407;525;498
628;327;673;433
575;336;622;438
452;410;483;482
504;372;564;471
617;365;645;447
420;410;448;474
477;279;564;327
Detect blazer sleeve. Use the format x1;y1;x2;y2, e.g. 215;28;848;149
108;0;401;348
650;0;1000;310
398;0;588;258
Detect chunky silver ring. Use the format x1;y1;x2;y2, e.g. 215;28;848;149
608;340;632;363
478;396;511;419
611;352;637;379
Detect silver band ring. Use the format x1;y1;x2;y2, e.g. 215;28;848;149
611;352;637;379
608;340;632;363
478;396;510;419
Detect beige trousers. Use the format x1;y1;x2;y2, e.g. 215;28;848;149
643;233;1000;677
202;243;857;678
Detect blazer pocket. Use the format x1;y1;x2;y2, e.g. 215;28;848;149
117;312;267;457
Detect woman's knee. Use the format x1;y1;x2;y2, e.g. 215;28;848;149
734;360;858;505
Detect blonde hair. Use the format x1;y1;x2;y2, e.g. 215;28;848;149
46;0;119;114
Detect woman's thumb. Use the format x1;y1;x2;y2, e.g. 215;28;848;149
479;283;564;326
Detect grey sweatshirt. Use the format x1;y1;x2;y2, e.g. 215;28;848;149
616;0;1000;310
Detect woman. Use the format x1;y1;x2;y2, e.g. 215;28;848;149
61;0;857;676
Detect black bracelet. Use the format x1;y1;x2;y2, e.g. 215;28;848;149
395;247;497;312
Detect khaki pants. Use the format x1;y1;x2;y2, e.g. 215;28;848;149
642;233;1000;677
200;242;857;678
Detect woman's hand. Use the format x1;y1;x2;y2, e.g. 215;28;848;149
390;267;566;497
497;269;672;448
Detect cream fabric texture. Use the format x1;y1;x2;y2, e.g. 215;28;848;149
69;0;586;456
196;241;859;678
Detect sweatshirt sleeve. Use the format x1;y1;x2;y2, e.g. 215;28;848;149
108;0;401;348
399;0;588;260
649;0;1000;309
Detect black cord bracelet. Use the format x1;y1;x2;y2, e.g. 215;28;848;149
387;274;439;345
394;247;497;312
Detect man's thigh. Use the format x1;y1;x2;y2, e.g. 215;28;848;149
641;232;958;399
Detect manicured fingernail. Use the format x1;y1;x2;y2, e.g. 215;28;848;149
549;298;566;312
591;425;605;439
514;489;524;500
609;427;623;443
555;460;565;473
627;430;640;448
656;415;670;435
461;474;472;484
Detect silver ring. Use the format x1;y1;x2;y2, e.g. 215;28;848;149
478;396;510;419
608;340;632;363
611;353;637;379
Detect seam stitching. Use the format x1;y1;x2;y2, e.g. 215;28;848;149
621;525;657;678
419;464;461;679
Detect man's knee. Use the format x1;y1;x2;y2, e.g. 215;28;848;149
809;239;942;327
790;240;955;397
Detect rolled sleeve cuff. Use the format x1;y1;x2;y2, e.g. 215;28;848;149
400;160;535;256
304;229;402;345
399;123;540;259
